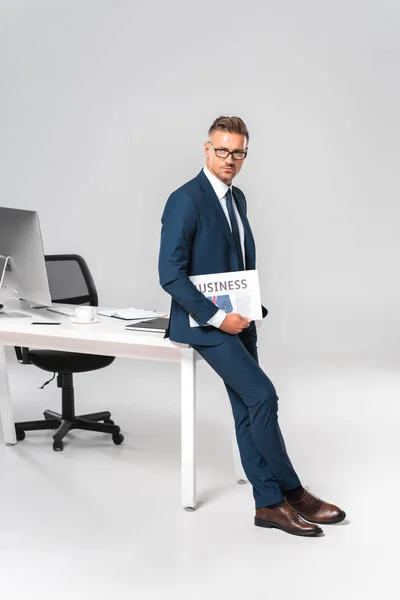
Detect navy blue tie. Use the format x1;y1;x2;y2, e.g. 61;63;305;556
225;188;245;271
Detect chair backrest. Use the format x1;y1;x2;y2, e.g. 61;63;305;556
45;254;98;306
15;254;98;363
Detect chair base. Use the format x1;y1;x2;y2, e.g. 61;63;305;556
15;409;124;451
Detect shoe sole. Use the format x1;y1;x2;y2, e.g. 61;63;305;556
254;517;323;537
298;510;346;525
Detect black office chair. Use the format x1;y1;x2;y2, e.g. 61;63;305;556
14;254;124;451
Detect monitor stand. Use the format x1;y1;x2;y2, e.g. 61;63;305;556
0;256;25;311
0;256;47;313
0;254;10;291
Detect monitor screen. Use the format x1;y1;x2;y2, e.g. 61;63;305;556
0;206;51;306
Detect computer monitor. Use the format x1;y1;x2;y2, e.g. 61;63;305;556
0;206;51;306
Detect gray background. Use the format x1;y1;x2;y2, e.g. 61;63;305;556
1;0;399;365
1;3;399;597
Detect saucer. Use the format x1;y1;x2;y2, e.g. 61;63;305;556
70;317;99;325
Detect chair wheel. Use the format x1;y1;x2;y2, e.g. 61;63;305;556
16;429;26;442
53;439;64;451
104;419;114;425
112;433;124;445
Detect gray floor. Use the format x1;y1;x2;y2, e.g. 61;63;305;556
0;349;396;599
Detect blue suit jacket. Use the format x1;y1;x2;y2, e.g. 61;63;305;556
158;170;267;346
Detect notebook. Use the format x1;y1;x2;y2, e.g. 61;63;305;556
125;317;169;333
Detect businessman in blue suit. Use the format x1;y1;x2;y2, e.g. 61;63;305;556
159;116;345;536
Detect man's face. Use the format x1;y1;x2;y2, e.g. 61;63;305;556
204;130;248;185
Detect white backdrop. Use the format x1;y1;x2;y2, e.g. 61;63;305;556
1;5;400;596
1;0;399;365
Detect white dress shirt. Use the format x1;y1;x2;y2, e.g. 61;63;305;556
202;165;246;328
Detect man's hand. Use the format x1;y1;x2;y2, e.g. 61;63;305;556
219;313;251;335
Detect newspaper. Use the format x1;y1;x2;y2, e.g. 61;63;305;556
188;269;262;327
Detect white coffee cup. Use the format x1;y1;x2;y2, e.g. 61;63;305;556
74;306;96;322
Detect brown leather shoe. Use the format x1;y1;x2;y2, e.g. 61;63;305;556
254;501;323;536
285;488;346;524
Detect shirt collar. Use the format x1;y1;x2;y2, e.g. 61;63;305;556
203;165;231;201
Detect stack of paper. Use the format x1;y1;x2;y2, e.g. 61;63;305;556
97;307;164;321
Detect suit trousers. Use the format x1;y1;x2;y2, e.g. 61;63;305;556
191;323;301;508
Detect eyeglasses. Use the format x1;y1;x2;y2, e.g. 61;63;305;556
207;141;248;161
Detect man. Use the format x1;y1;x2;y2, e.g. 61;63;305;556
158;116;345;536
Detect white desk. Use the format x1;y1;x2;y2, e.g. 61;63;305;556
0;302;246;510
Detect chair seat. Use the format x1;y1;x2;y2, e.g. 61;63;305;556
27;350;115;373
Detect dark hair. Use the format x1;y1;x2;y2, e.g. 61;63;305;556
208;116;249;144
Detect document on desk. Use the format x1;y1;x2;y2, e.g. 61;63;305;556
188;269;263;327
97;307;164;321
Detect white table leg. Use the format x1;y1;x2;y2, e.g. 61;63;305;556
231;426;247;484
181;347;196;510
0;345;17;444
